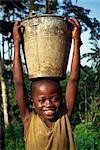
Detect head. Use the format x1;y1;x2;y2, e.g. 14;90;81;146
31;78;62;121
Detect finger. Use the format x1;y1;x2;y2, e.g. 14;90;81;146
69;18;80;25
70;18;80;26
15;20;21;24
68;18;80;28
13;22;22;35
14;20;21;28
68;19;79;28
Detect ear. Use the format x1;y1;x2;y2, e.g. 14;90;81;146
33;103;35;108
31;99;35;108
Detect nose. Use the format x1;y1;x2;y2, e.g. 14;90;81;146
45;99;53;107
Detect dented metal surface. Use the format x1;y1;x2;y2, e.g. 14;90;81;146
21;15;72;80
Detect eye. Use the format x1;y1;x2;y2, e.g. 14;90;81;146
38;98;45;103
51;96;59;102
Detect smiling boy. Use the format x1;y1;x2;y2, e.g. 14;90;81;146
13;18;82;150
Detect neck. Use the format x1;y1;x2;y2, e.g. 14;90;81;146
39;116;57;128
43;119;54;128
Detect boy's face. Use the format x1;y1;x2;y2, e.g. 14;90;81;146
32;80;62;121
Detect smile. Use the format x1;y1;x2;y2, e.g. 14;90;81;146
43;109;58;116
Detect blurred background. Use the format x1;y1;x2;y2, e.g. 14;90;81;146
0;0;100;149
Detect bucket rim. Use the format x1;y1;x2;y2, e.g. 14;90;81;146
21;14;66;22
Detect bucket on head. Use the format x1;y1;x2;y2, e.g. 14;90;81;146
21;14;72;80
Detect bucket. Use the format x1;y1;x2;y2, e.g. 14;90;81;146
21;14;72;80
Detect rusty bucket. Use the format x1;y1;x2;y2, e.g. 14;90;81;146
21;14;72;80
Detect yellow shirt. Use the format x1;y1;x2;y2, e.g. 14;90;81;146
25;110;75;150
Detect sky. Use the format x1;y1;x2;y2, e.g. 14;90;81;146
67;0;100;71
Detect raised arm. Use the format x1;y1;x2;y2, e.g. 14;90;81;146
65;19;82;118
13;21;30;124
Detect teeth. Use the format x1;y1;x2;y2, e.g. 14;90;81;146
44;110;55;115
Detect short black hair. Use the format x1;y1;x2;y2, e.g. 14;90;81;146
31;77;62;98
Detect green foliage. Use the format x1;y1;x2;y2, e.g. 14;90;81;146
76;66;100;116
0;0;99;149
5;123;25;150
73;66;100;150
63;0;100;41
74;121;100;150
60;72;70;97
29;0;58;14
82;40;100;88
0;0;29;19
2;73;30;149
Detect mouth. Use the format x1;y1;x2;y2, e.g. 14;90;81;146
43;109;58;116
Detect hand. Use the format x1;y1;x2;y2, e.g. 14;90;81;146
13;21;22;45
68;18;82;42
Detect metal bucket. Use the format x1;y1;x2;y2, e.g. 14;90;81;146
21;14;72;80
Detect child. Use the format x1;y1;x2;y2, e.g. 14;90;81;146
13;18;82;150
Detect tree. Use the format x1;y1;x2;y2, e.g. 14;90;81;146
0;46;9;129
0;0;29;128
0;0;100;149
82;41;100;82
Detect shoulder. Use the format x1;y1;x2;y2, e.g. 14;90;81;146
24;112;36;137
